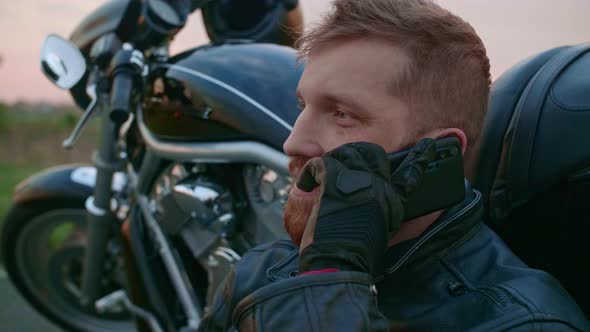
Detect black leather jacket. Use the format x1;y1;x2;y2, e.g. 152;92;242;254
198;188;590;331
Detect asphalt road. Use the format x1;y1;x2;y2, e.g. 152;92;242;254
0;269;63;332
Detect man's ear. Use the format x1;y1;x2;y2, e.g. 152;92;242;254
421;128;468;155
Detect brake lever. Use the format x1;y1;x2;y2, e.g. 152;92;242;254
63;84;98;149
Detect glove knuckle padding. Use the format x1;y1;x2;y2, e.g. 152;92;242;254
336;169;372;195
327;142;390;177
328;147;369;172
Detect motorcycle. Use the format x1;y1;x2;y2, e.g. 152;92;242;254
1;0;302;331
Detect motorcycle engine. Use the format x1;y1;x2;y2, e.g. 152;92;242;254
151;163;236;236
149;162;290;308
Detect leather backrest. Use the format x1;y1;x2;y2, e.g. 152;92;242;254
502;44;590;208
474;44;590;317
474;46;568;213
476;44;590;220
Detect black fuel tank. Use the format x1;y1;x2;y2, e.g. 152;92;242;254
143;43;303;151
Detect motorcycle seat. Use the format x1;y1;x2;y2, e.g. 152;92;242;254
474;44;590;317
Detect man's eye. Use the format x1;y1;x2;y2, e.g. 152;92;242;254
297;101;306;111
334;111;349;119
332;110;359;127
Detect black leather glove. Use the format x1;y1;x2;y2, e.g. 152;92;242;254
297;139;437;275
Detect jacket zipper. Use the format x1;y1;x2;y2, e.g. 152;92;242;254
374;191;482;283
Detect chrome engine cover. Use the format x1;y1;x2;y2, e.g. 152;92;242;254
150;163;238;306
149;162;291;308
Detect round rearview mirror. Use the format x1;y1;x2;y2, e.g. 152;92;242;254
40;34;87;89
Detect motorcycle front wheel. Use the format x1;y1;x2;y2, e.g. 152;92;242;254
1;198;135;332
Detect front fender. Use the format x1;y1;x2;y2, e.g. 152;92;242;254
13;164;126;205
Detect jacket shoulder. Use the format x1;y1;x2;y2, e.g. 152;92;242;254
199;239;298;331
444;225;588;330
499;272;589;330
232;239;299;301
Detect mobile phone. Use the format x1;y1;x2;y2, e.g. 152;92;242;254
388;136;465;221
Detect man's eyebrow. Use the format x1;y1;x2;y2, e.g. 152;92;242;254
296;90;369;116
320;92;368;115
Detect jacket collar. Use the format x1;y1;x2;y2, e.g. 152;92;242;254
266;182;484;282
375;181;484;283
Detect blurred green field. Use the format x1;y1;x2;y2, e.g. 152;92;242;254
0;102;97;234
0;163;43;220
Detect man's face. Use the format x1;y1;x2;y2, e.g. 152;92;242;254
283;38;413;245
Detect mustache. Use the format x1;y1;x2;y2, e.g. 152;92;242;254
288;156;310;180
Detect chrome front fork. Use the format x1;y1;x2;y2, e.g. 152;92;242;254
80;94;124;307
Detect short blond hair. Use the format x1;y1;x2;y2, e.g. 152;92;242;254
297;0;491;178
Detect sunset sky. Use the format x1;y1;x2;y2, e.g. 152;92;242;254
0;0;588;104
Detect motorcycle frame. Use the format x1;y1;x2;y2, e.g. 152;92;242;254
129;109;292;331
78;60;291;330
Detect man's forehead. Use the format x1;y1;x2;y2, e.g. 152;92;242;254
298;38;412;97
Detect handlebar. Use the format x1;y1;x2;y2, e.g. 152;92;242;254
109;44;144;125
110;69;134;124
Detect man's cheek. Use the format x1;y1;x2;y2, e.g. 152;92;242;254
326;128;370;152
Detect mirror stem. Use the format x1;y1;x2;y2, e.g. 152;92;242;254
63;84;99;149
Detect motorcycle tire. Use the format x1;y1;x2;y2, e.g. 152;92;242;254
1;198;135;332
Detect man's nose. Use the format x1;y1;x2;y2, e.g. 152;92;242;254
283;112;323;158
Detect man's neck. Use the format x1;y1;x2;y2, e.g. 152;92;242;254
388;210;443;246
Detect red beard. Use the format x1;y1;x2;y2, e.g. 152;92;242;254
283;156;317;246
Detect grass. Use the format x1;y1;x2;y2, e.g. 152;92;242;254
0;163;43;221
0;102;79;130
0;102;97;235
0;102;96;267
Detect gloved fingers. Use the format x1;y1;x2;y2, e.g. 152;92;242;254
392;163;425;197
349;142;391;180
392;138;437;196
394;138;436;172
406;138;436;165
326;142;390;179
326;143;371;172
